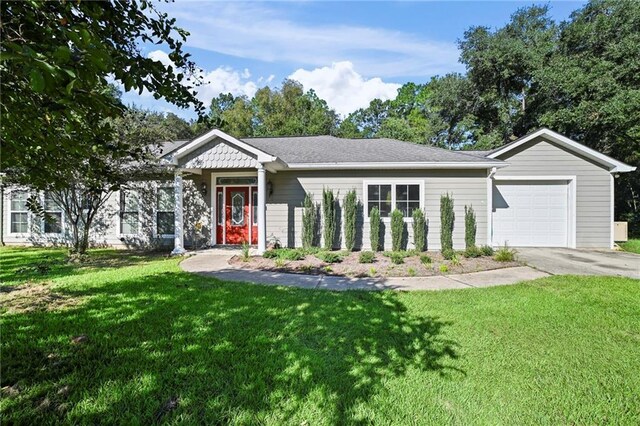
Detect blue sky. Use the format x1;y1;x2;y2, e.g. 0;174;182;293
123;1;585;119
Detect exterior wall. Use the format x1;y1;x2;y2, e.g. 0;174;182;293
266;169;488;251
181;138;258;169
493;136;612;248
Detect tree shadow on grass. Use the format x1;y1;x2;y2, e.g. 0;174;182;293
2;271;463;424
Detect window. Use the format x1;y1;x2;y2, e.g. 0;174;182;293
119;190;139;234
156;187;175;235
43;192;63;234
252;190;258;226
217;191;224;226
365;182;422;219
10;191;29;233
231;191;245;226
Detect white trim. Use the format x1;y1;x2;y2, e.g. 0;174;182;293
610;174;615;249
173;129;277;164
8;188;31;235
116;189;140;238
210;171;259;245
362;179;425;222
156;184;176;240
491;175;577;248
487;128;636;173
41;191;64;235
287;162;505;170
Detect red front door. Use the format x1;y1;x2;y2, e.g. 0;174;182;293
225;187;250;244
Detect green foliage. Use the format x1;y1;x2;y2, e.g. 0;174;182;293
359;251;376;264
241;243;250;262
315;251;343;264
369;206;381;252
383;251;412;259
343;190;358;251
464;205;477;249
440;194;455;252
412;209;427;252
322;188;337;251
480;245;495;256
391;209;405;251
441;248;457;261
450;253;461;267
263;248;306;261
494;244;517;262
262;250;279;259
389;252;405;265
407;267;416;277
420;254;432;265
302;192;317;249
463;245;482;258
439;264;449;273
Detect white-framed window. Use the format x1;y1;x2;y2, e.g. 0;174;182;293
364;181;424;220
119;190;139;235
252;189;258;226
43;192;63;234
10;190;29;233
216;190;224;226
156;187;175;235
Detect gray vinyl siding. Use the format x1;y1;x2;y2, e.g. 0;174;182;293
493;136;612;248
266;169;487;250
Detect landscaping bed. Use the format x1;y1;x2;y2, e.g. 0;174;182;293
229;247;521;278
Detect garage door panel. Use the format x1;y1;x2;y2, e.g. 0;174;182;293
493;181;569;247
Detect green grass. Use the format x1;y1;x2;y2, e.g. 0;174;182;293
619;239;640;254
1;247;639;424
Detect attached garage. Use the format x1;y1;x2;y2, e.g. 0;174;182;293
491;178;575;248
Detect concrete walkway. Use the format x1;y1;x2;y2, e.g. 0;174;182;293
180;249;550;291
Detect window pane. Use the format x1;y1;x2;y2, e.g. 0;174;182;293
380;185;391;202
157;187;174;211
11;191;28;211
408;185;420;200
157;212;175;235
121;191;138;212
217;192;224;225
216;177;257;186
396;184;408;201
44;193;60;211
367;202;378;216
11;212;28;233
408;201;420;216
380;201;391;217
120;212;139;234
44;212;62;233
396;201;409;217
231;192;245;226
252;191;258;225
368;185;380;201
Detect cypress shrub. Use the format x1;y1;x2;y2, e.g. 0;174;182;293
440;193;454;252
412;209;426;252
369;206;381;251
322;188;336;250
302;192;316;249
464;204;477;249
391;209;405;251
343;189;357;251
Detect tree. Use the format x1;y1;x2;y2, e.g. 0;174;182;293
1;0;204;190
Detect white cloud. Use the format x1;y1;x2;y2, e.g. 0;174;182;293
159;2;462;78
289;61;400;116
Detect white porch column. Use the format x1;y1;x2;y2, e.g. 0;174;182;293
257;164;267;254
171;170;186;255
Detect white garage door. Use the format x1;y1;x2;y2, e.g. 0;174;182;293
492;181;569;247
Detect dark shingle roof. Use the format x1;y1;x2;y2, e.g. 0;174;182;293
241;135;502;165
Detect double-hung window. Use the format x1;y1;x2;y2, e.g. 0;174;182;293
156;187;175;235
365;182;423;219
10;191;29;233
120;190;139;234
43;192;63;234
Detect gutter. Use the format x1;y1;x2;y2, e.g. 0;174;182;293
284;162;507;170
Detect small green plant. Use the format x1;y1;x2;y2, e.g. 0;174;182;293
368;266;377;277
241;242;250;262
324;266;333;274
315;251;343;264
463;245;482;258
439;263;449;273
389;252;405;264
391;208;405;251
343;189;358;251
359;251;375;264
412;209;426;252
480;245;495;256
302;192;317;249
407;267;416;277
464;204;477;249
274;258;286;268
441;248;456;260
301;246;321;255
322;188;337;250
450;253;461;266
369;206;381;251
263;249;279;259
280;248;306;261
494;244;517;262
420;254;432;265
440;193;455;252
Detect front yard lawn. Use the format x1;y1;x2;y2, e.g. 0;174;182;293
619;238;640;254
1;247;639;424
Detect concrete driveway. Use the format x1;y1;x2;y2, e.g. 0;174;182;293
517;248;639;278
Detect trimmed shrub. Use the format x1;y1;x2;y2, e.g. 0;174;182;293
480;245;495;256
389;252;405;264
463;245;482;258
420;254;432;265
383;250;411;259
412;209;426;252
391;209;405;251
315;251;343;264
263;250;279;259
343;189;357;251
369;206;381;251
322;188;336;250
494;244;517;262
464;205;477;249
263;248;305;261
441;248;457;260
302;192;317;249
359;251;375;264
440;193;455;252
